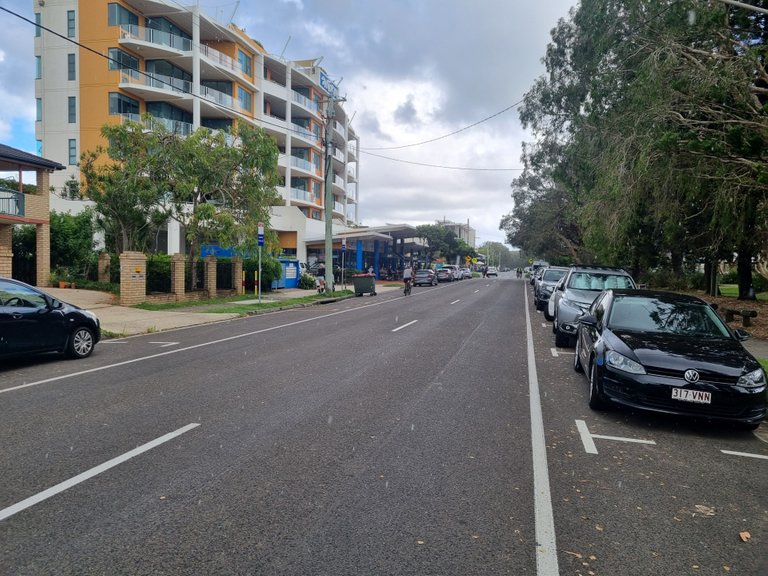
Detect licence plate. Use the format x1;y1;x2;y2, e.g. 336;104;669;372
672;388;711;404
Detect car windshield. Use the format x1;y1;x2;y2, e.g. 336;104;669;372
568;272;633;290
542;269;566;282
608;296;731;337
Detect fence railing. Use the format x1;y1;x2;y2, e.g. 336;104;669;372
0;187;24;217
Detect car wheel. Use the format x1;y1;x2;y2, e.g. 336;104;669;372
588;361;608;410
573;337;583;373
543;307;553;321
67;326;95;359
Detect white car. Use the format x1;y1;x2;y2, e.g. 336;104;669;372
486;266;498;277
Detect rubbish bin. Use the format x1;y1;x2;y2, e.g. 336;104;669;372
351;273;377;296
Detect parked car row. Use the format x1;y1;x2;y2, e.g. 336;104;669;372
533;264;767;429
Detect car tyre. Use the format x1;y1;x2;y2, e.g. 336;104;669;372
588;361;609;410
573;337;583;373
67;326;95;359
554;323;570;348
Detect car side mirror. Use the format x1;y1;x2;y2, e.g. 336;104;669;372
579;314;598;327
734;328;751;341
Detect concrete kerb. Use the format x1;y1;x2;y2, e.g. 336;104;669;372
44;282;403;338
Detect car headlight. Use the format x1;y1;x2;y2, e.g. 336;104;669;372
561;297;590;314
738;368;766;389
606;350;646;375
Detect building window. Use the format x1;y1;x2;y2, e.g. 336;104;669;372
35;56;41;79
35;13;41;37
67;10;75;38
238;50;252;76
68;97;76;123
36;98;42;122
238;87;252;112
108;48;139;71
108;3;138;27
68;53;76;80
108;92;139;116
311;211;322;220
68;139;77;165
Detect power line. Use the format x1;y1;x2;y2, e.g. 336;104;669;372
360;100;524;151
360;150;523;172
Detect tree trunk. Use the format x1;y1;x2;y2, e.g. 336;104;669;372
736;249;755;300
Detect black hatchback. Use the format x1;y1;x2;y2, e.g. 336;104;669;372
574;289;767;429
0;277;101;360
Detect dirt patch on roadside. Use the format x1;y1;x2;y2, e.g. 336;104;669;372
689;291;768;341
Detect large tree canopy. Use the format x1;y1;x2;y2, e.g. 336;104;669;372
81;118;281;257
501;0;768;296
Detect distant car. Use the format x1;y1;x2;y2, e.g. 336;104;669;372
438;265;461;282
486;266;498;277
460;267;473;279
0;277;101;360
413;269;438;286
551;265;636;347
574;289;767;429
534;266;569;312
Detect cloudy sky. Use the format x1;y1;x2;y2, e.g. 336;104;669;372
0;0;576;246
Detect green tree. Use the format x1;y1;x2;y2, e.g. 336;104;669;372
49;209;97;279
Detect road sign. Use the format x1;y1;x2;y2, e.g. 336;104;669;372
258;222;264;247
341;237;347;252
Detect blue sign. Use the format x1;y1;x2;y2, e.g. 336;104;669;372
320;71;338;98
258;234;264;247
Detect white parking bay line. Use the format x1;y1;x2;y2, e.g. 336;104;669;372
721;450;768;460
0;423;200;522
474;289;480;293
450;299;461;305
148;341;180;348
576;419;656;455
392;320;418;332
523;288;559;574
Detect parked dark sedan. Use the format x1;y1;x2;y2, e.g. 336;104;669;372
413;269;437;286
0;277;101;360
574;289;766;429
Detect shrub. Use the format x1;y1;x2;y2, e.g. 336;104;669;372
298;273;317;290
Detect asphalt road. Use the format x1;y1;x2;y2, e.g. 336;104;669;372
1;275;766;575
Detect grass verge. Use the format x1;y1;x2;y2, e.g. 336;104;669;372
133;290;354;313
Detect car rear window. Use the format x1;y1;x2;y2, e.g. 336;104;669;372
568;272;634;290
543;269;566;281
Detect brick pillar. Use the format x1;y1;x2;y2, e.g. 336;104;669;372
119;251;147;306
171;253;185;299
0;224;11;277
232;257;243;294
34;222;51;287
98;253;111;283
204;255;217;297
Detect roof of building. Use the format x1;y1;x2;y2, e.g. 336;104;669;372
0;144;65;172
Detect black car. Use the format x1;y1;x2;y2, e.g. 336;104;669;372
0;277;101;360
574;289;767;429
413;269;437;286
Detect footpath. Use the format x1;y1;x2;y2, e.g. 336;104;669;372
46;282;402;338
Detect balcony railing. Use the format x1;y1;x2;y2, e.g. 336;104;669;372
334;175;345;188
199;43;240;77
121;69;191;95
292;91;319;113
0;188;24;217
290;156;314;172
290;187;316;203
120;24;192;52
291;123;319;143
334;201;345;214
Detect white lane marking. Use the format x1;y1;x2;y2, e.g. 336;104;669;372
541;323;548;328
392;319;418;333
0;423;200;522
450;299;461;305
98;340;128;344
474;290;480;293
148;341;180;348
0;295;424;395
523;287;559;575
721;450;768;460
576;419;656;455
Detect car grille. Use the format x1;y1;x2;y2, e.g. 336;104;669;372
645;367;739;386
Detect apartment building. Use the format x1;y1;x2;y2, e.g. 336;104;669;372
436;218;476;247
34;0;359;259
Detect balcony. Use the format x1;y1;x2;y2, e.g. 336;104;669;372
119;24;191;58
291;124;320;145
120;69;190;99
0;188;24;218
290;156;314;173
292;91;319;114
290;187;317;204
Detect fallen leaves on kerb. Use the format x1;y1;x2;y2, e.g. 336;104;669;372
739;531;751;543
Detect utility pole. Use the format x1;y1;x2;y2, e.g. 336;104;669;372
323;98;335;294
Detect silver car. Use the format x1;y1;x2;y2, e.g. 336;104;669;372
534;266;569;314
550;266;636;347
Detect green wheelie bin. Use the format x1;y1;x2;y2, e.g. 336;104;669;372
351;273;377;296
